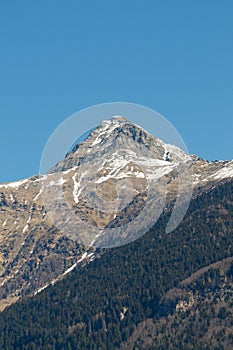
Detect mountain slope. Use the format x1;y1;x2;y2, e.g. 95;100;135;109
0;116;232;313
122;257;233;350
0;178;232;349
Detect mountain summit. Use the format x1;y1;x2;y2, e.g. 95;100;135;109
45;116;195;248
0;117;232;310
50;116;189;173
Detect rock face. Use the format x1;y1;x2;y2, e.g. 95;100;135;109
50;116;188;173
0;116;232;310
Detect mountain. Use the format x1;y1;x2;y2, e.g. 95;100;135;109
0;116;232;349
0;178;232;349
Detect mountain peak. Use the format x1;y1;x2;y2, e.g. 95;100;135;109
49;117;188;173
92;115;131;139
69;116;132;154
103;115;128;123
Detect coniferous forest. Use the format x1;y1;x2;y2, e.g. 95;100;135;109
0;180;232;349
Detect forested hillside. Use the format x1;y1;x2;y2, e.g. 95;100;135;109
122;258;233;350
0;180;232;349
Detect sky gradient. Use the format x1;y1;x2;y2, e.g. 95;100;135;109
0;1;232;182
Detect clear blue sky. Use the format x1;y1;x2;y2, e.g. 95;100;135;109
0;1;232;182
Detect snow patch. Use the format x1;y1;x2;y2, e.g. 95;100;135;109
0;178;28;189
72;171;87;203
34;284;49;296
23;224;29;234
211;163;233;180
63;252;88;276
46;177;66;188
90;234;100;247
33;188;43;201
